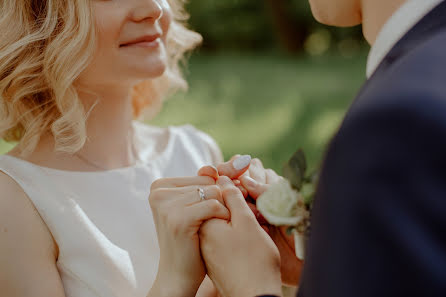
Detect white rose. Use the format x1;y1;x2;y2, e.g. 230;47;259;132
257;178;309;260
257;178;304;226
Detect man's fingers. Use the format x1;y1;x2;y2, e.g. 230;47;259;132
247;158;266;183
265;169;281;184
198;166;219;180
217;176;255;223
239;175;270;199
217;155;251;179
151;176;215;190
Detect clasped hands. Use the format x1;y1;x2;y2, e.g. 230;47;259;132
149;155;303;297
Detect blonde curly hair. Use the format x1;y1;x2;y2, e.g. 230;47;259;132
0;0;201;156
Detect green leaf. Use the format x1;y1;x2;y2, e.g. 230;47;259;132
282;149;307;190
286;226;295;236
301;183;316;206
304;171;319;184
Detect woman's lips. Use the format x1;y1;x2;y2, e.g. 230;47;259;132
121;38;161;49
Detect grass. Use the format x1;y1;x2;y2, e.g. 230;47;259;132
150;51;367;172
0;51;368;172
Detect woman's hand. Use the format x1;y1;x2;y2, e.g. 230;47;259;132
196;276;219;297
199;176;282;297
232;157;303;286
199;156;304;286
148;176;229;297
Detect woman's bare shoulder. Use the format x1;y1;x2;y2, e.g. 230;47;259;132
0;171;65;296
0;170;57;256
0;169;28;198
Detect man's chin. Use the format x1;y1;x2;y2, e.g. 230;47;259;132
318;17;362;27
310;2;362;27
314;12;362;27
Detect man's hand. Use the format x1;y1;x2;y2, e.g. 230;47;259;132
199;176;282;297
199;156;304;286
237;161;304;286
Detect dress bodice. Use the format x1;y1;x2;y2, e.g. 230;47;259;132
0;122;223;297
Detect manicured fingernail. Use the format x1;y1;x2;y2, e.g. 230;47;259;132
233;155;251;170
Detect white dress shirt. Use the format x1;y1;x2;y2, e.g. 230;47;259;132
366;0;444;78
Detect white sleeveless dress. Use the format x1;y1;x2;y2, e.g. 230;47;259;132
0;121;223;297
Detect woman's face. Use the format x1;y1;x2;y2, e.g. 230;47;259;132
78;0;172;90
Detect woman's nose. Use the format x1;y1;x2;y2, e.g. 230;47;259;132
132;0;163;22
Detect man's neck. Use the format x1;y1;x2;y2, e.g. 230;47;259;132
361;0;407;44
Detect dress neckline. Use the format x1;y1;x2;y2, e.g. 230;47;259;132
0;121;150;175
0;154;147;175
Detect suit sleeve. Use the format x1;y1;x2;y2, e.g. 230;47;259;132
298;99;446;297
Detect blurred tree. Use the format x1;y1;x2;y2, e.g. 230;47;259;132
265;0;308;53
185;0;365;53
187;0;274;50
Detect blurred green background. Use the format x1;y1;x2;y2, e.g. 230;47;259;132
0;0;369;172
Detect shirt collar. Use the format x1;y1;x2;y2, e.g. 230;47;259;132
366;0;444;78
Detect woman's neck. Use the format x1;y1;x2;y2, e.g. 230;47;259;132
77;88;138;170
18;86;140;171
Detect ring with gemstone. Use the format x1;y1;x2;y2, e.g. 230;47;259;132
198;187;206;202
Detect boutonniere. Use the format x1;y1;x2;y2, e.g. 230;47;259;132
256;149;317;260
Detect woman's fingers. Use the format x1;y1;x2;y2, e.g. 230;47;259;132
179;185;224;206
217;155;251;179
239;175;269;200
186;199;231;223
233;179;249;198
151;176;215;190
198;166;219;180
216;176;255;224
150;185;224;207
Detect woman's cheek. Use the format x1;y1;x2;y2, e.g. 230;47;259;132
94;10;119;49
160;2;173;37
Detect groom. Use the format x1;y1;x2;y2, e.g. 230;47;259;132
199;0;446;296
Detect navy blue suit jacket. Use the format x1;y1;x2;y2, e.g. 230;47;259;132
298;2;446;297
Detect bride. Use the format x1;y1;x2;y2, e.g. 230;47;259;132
0;0;301;296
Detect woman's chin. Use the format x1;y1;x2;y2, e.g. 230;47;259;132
131;62;167;80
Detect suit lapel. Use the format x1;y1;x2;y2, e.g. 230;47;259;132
355;0;446;101
323;0;446;164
